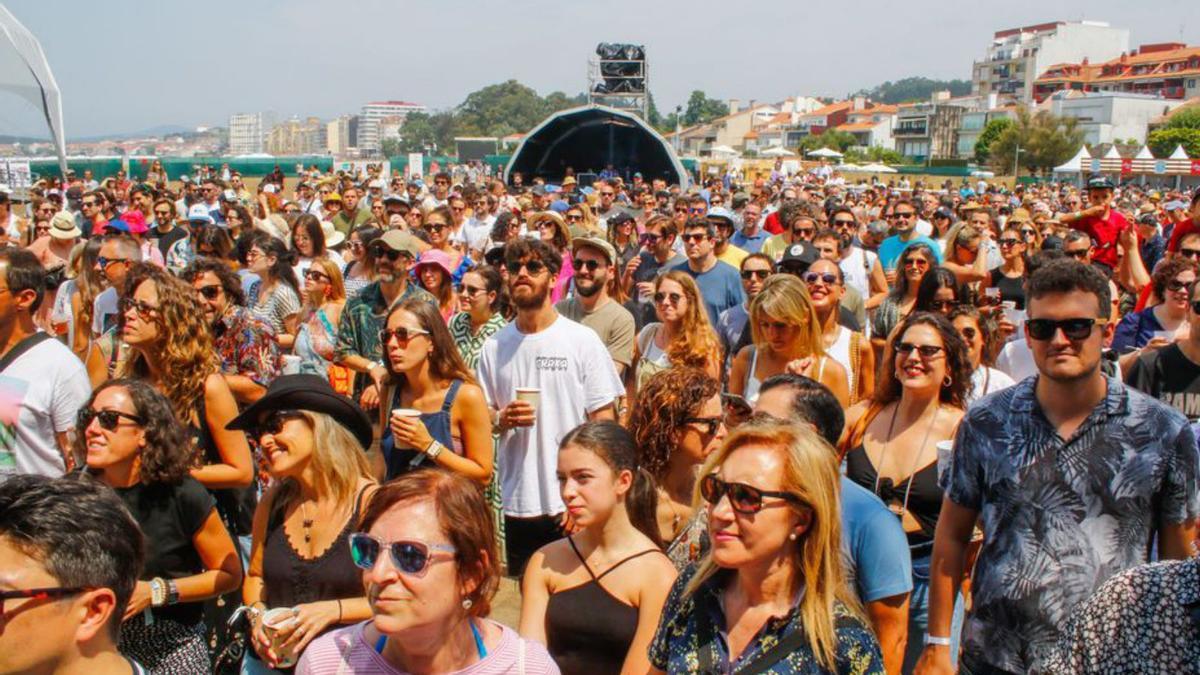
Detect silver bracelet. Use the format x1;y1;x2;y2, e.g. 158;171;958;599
924;635;952;647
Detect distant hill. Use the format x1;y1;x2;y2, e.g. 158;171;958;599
852;77;972;104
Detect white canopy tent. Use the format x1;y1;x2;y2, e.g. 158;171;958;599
0;5;66;178
1169;144;1191;160
1053;145;1091;174
807;147;843;158
759;146;795;157
709;145;738;156
859;162;897;173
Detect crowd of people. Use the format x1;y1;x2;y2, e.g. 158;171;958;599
1;159;1200;674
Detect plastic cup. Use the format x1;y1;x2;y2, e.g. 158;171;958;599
515;387;540;412
261;607;300;668
1153;330;1175;343
935;440;954;483
280;355;301;375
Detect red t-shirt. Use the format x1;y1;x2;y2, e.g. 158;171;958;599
1072;209;1128;268
763;210;783;235
1167;218;1197;253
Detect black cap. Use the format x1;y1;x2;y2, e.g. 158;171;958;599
1087;175;1115;190
778;242;819;274
608;209;635;226
226;374;373;450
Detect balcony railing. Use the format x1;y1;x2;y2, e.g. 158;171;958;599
894;124;929;137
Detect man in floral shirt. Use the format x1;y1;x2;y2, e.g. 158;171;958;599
182;257;279;404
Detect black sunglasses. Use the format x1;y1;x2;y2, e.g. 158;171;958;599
700;474;805;516
572;258;604;272
683;416;723;436
653;291;683;305
1166;279;1193;293
1026;317;1104;341
959;326;978;340
681;233;708;243
895;342;945;358
506;260;547;276
305;270;331;282
1064;249;1089;260
0;586;90;612
929;300;958;313
740;269;770;280
802;272;838;286
195;284;222;300
77;408;145;431
1180;248;1200;260
349;533;455;576
119;297;158;319
998;238;1021;247
370;247;405;262
251;409;306;438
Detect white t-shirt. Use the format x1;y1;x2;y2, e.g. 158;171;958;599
839;247;877;303
996;337;1037;383
0;336;92;480
967;365;1016;406
92;287;119;336
476;315;624;517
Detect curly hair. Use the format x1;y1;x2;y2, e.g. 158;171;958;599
873;311;973;410
77;378;194;484
119;263;219;421
1151;256;1198;301
180;256;246;306
654;270;720;370
629;367;721;481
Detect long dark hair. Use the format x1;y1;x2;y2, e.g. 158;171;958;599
291;214;326;257
915;266;963;311
256;235;301;296
78;378;194;484
874;311;972;409
384;297;476;386
560;421;661;548
889;243;937;301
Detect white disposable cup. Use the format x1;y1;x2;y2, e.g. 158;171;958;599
935;440;955;484
1153;330;1175;343
391;408;422;420
1000;300;1016;311
986;288;1002;301
261;607;300;668
281;355;301;375
515;387;540;412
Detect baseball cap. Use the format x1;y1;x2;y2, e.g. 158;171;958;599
382;194;408;205
706;207;736;227
778;242;819;274
221;189;238;202
1165;200;1187;211
117;210;148;234
186;204;215;224
368;179;385;189
1087;175;1115;190
570;236;617;265
607;210;635;227
376;230;421;258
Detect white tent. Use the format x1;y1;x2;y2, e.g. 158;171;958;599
1053;145;1091;174
1169;144;1191;160
860;162;897;173
838;163;863;172
709;145;738;156
759;146;795;157
807;147;843;158
1133;145;1155;160
0;5;66;178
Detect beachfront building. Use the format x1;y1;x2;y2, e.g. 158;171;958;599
972;21;1129;102
1044;91;1184;145
228;112;267;155
326;115;359;156
1032;43;1200;103
358;101;426;155
894;94;965;163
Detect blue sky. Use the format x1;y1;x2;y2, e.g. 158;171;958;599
2;0;1197;138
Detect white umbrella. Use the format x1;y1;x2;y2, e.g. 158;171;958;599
759;146;795;157
807;147;843;158
709;145;738;156
860;162;897;173
839;163;863;172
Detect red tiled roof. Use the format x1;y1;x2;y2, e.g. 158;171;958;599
836;121;879;132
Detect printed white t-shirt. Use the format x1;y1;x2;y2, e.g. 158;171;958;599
0;336;91;481
476;315;624;517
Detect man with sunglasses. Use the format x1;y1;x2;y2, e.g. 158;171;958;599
1059;175;1129;274
919;260;1200;675
476;238;623;575
718;254;773;363
595;179;619;227
672;218;744;327
335;230;435;409
555;237;635;378
181;258;279;405
707;207;748;269
877;199;942;279
0;474;148;674
623;217;684;329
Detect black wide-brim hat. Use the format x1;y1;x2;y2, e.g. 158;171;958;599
227;374;373;450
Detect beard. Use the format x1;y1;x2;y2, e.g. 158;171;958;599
573;274;606;298
511;278;551;309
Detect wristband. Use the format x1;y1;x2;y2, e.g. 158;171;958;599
150;578;166;607
924;635;952;647
165;579;180;606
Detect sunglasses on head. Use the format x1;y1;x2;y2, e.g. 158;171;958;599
349;533;456;576
700;474;805;516
895;342;945;358
740;269;770;280
196;284;222;300
380;326;430;346
505;260;547;276
802;271;838;286
77;407;144;431
572;258;604;272
1026;317;1104;341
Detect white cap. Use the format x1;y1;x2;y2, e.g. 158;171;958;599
186;204;215;223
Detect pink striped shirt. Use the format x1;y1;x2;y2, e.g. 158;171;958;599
296;620;560;675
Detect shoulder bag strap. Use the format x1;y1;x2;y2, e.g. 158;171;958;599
0;332;51;374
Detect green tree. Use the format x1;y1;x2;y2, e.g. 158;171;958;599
544;90;587;113
455;80;552;138
853;77;971;104
394;110;459;154
988;107;1084;176
974;118;1014;164
844;145;904;165
1148;127;1200;158
683;90;728;126
1164;107;1200;130
797;129;857;153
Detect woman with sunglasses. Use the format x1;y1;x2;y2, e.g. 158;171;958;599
226;374;377;672
341;224;382;300
422;205;473;285
985;224;1030;311
520;421;676;674
450;266;508;369
649;419;884;674
529;211;574;303
629;368;725;570
949;306;1014;406
290;214;344;282
606;210;639;269
414;249;459;323
1113;257;1198;369
871;243;937;361
297;470;556;673
842;311;971;670
628;270;721;401
79;378;242;671
476;210;522;257
940;222;989;286
730;274;850;407
803;259;876;404
246;236;302;348
378;297;493;483
294;258;348;378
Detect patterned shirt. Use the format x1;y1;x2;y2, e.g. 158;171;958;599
943;375;1200;673
449;311;507;371
213;305;279;386
1044;557;1200;674
334;280;436;394
164;235;193;273
648;565;885;674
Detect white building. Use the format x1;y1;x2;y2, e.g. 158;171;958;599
326;115;352;155
973;21;1129;102
358;101;425;155
228;112;266;155
1046;91;1184;145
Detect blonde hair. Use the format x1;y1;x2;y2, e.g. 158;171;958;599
655;270;720;370
274;411;374;507
685;420;863;670
748;274;825;359
942;223;980;261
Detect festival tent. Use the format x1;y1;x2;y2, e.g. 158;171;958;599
807;147;843;159
505;105;689;187
0;5;67;177
1169;144;1191;160
1053;145;1090;174
759;146;795;157
709;145;739;156
860;162;897;173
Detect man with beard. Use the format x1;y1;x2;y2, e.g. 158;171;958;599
555;237;635;377
181;257;279;405
335;230;436;409
476;238;623;575
830;206;887;309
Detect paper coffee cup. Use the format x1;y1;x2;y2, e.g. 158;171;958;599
391;408;422;420
281;355;301;375
262;607;300;668
515;387;540;410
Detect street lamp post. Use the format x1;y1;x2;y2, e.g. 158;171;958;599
1013;144;1024;186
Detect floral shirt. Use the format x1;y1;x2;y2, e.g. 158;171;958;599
449;311;507;371
213;306;280;385
943;376;1200;673
164;235;193;273
1044;557;1200;674
335;280;436;395
649;565;884;674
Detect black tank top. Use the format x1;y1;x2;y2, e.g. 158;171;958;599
844;444;942;547
262;485;370;610
545;537;662;675
189;398;255;536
